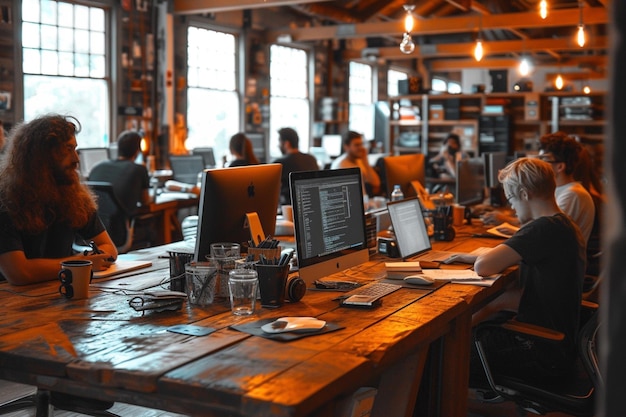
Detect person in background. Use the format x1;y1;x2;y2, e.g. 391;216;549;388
0;120;6;154
457;158;585;387
429;132;468;178
331;130;381;196
273;127;319;205
484;132;595;244
228;132;259;167
0;114;117;285
89;130;151;213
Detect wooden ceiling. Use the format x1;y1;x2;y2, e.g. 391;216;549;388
174;0;609;75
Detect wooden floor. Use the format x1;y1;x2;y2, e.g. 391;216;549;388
0;380;586;417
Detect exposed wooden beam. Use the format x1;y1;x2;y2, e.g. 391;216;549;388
266;7;608;42
173;0;333;15
428;55;607;71
347;36;608;60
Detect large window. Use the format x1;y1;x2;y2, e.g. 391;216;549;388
186;27;239;163
22;0;109;147
348;61;373;140
269;45;309;159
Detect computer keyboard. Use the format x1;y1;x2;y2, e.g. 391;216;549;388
340;282;402;307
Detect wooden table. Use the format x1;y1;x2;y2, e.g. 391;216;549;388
136;194;198;245
0;222;516;417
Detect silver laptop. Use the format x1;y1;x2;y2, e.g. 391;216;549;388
387;197;465;263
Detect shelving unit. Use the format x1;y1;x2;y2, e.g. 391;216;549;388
0;0;15;132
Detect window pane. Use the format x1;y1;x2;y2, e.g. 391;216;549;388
349;62;373;139
41;50;58;75
22;22;41;48
22;0;41;23
186;88;239;162
23;48;41;74
40;0;56;25
388;69;408;97
40;24;57;50
91;54;105;78
74;52;89;77
90;8;104;32
74;5;89;30
58;2;73;27
75;29;89;53
58;27;73;51
91;31;105;55
269;97;310;158
59;51;73;75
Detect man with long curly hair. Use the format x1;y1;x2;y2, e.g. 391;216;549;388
0;114;118;285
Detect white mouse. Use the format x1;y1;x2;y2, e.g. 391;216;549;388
261;317;326;334
403;275;435;286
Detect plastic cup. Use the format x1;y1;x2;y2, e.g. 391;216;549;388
228;268;258;316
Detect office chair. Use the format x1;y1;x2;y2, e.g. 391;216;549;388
474;304;601;417
86;181;134;254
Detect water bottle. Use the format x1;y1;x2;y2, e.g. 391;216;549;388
391;184;404;201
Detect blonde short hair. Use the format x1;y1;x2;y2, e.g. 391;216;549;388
498;157;556;200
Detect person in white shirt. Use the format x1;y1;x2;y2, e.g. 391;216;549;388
331;131;381;196
484;131;595;244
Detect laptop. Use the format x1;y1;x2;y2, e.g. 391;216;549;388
386;197;467;263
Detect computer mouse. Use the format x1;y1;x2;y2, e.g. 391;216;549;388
403;275;435;286
261;317;326;334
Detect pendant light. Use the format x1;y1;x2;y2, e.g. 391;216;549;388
577;0;586;47
474;16;484;62
539;0;548;19
399;5;416;54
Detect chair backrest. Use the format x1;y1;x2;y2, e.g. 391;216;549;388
579;309;602;389
86;181;133;253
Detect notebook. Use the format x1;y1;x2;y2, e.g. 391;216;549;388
386;197;468;263
93;259;153;279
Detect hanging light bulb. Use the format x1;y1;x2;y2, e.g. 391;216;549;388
577;0;585;47
519;57;531;76
400;32;415;54
399;5;416;55
539;0;548;19
577;24;586;47
474;39;483;62
555;74;564;90
583;85;591;94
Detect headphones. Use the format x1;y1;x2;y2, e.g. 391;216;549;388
285;274;306;302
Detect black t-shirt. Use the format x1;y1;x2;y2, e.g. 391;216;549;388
505;213;585;348
89;159;149;215
274;152;319;204
0;210;105;259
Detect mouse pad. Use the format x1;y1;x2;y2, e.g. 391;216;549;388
230;319;344;342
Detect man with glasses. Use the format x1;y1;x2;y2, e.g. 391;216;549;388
483;132;594;243
458;157;585;388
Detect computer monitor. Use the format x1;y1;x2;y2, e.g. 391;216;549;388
290;167;369;285
321;134;343;158
382;153;426;200
194;164;282;262
192;147;217;168
78;148;110;179
483;151;508;188
455;157;486;206
169;155;206;184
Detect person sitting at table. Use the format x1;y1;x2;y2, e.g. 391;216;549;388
89;130;152;212
273;127;319;205
454;157;585;386
0;114;117;285
331;130;381;196
428;132;468;179
228;132;259;167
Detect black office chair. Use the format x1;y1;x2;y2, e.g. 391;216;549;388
86;181;134;254
473;304;601;417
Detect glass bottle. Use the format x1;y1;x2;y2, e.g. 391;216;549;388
391;185;404;201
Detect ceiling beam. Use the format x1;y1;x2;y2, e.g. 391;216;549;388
347;36;608;60
266;7;608;42
173;0;333;15
428;55;607;71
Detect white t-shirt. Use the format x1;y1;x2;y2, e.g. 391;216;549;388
555;181;595;244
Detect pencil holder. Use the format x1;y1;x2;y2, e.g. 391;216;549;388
246;246;282;263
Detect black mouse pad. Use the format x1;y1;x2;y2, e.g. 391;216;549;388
230;318;344;342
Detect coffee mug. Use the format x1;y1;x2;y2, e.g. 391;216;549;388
58;260;93;300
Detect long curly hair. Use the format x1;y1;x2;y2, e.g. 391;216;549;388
0;114;97;234
229;132;259;164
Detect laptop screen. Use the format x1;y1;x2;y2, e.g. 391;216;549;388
387;197;432;259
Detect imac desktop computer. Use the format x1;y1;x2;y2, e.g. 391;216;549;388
289;168;369;285
194;164;282;262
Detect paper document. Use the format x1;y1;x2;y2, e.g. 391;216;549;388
486;222;520;238
418;269;499;282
